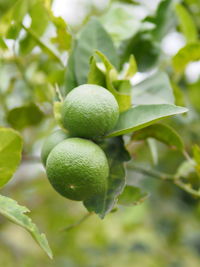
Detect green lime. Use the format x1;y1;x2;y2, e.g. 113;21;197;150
41;129;69;166
46;138;109;201
61;84;119;138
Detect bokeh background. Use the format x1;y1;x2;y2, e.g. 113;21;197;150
0;0;200;266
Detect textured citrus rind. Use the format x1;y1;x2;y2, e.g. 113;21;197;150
41;129;69;166
62;84;119;138
46;138;109;201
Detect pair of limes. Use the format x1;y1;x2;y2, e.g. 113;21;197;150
41;84;119;201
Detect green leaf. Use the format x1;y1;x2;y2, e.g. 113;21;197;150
100;4;140;43
147;138;158;165
0;194;53;259
106;104;188;137
132;123;184;151
118;185;148;206
87;56;106;87
74;18;118;85
0;0;16;17
119;32;160;72
119;0;174;71
175;3;198;43
64;45;78;95
50;14;72;51
0;36;7;50
84;137;131;218
113;79;132;95
151;0;175;41
124;54;137;79
95;50;131;112
175;160;196;179
171;81;185;107
22;25;64;67
0;0;29;36
0;128;23;188
7;103;44;130
132;72;174;105
6;23;21;39
172;42;200;73
188;80;200;112
95;50;118;86
193;145;200;175
19;0;49;54
12;0;29;22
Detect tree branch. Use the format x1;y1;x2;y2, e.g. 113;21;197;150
130;163;200;198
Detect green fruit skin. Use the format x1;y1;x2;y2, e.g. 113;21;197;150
62;84;119;138
41;129;69;166
46;138;109;201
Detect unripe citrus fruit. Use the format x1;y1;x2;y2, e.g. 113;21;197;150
46;138;109;201
61;84;119;138
41;129;69;166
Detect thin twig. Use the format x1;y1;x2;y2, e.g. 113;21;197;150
60;213;92;232
130;163;200;198
173;180;200;198
130;164;174;181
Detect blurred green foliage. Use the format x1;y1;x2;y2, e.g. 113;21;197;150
0;0;200;266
